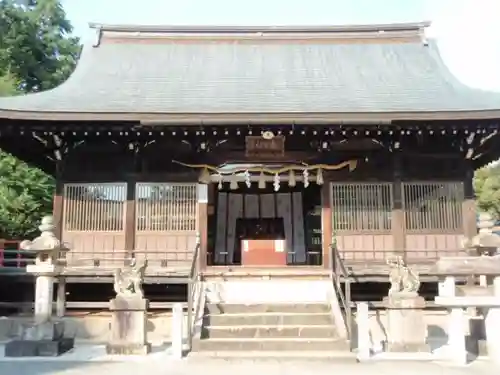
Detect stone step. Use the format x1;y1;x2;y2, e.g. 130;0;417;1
201;325;337;339
192;337;350;352
204;312;333;326
205;303;330;315
189;351;357;361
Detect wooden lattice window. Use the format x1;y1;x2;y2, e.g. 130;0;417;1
63;183;127;232
403;182;464;231
331;183;393;232
135;183;197;232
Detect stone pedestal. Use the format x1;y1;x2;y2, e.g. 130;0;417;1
106;296;151;355
4;262;73;357
383;292;430;353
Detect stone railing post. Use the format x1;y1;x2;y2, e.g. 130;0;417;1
356;302;370;362
438;276;456;297
439;276;467;365
485;276;500;364
171;302;184;359
448;307;467;365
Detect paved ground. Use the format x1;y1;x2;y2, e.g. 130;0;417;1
0;358;497;375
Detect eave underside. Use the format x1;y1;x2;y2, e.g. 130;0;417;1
1;119;499;176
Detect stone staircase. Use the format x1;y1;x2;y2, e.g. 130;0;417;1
192;303;350;353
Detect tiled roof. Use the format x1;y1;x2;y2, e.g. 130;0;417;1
0;23;499;122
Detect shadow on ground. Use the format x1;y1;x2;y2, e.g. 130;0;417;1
0;361;96;375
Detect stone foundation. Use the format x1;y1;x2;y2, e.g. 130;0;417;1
4;320;74;357
5;337;74;357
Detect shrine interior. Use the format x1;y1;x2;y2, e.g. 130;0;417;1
208;182;323;266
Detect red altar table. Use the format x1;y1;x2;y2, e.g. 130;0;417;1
241;239;287;266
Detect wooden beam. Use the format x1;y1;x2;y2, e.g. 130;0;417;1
462;162;476;243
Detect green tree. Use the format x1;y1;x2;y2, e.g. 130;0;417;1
0;0;80;92
0;151;55;238
0;72;19;96
0;0;79;238
474;165;500;219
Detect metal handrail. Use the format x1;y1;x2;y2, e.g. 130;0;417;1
186;233;201;351
329;243;352;341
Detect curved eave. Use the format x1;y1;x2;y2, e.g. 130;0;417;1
0;110;500;124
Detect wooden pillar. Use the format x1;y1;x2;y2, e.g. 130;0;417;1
462;162;476;244
197;184;208;271
321;178;332;270
207;183;215;267
392;152;405;259
124;180;136;258
462;162;477;285
52;166;64;240
56;277;66;317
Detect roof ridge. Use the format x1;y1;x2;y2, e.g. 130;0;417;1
88;22;431;35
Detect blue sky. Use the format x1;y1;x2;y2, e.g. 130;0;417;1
62;0;500;90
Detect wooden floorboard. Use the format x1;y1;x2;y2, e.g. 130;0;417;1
203;266;330;278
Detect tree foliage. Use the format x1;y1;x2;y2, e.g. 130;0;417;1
0;71;20;96
0;151;55;238
0;0;80;93
0;0;79;238
474;165;500;220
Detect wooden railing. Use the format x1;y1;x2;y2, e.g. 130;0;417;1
187;233;202;351
0;240;35;272
57;249;194;269
337;248;466;267
330;242;352;341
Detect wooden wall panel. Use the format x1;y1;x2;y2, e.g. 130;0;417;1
336;234;394;263
134;182;198;268
62;182;127;267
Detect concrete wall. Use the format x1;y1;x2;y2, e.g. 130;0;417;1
204;280;332;303
365;309;480;351
0;313;187;345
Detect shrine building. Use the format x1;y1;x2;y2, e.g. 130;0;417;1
0;22;499;302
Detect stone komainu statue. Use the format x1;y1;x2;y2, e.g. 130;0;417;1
113;258;146;298
387;256;420;295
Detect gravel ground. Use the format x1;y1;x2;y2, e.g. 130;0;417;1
0;358;497;375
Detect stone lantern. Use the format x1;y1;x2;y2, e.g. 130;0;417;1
5;215;74;357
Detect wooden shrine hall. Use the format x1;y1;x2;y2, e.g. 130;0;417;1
1;21;500;283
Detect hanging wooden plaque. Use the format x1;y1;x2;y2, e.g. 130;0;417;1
245;136;285;158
